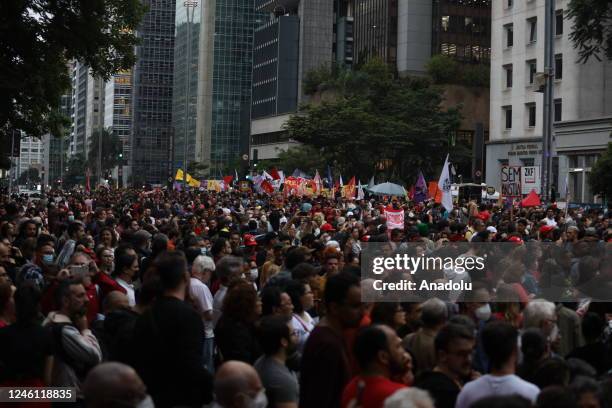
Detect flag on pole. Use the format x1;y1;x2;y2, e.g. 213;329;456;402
368;174;375;188
438;154;453;212
269;168;281;181
357;180;365;200
339;174;344;188
261;180;274;194
414;171;428;203
175;169;185;181
343;176;356;199
314;170;322;194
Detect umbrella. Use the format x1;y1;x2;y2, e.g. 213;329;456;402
367;182;407;197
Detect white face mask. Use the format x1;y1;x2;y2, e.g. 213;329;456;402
474;304;491;321
549;323;559;342
135;395;155;408
249;267;259;281
245;390;268;408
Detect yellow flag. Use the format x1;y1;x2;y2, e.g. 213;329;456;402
175;169;184;181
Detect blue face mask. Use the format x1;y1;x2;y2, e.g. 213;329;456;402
68;215;75;222
42;254;54;265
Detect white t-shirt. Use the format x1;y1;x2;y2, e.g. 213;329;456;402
189;277;214;338
116;278;136;307
291;312;315;352
456;374;539;408
541;217;558;227
212;285;228;327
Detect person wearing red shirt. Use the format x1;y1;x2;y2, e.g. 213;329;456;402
342;325;408;408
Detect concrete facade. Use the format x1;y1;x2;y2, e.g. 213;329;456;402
486;0;612;202
397;0;432;75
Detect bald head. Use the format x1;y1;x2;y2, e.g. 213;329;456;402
103;290;131;313
83;362;146;408
214;361;262;408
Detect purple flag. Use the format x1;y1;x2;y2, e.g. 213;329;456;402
414;171;428;203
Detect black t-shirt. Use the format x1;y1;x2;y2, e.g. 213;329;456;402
132;296;213;407
414;371;461;408
300;326;351;408
0;322;54;382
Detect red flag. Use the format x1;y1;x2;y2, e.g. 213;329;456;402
261;180;274;194
269;168;281;181
223;175;234;187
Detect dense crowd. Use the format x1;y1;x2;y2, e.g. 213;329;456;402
0;187;610;408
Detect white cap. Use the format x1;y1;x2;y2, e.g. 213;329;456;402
486;226;498;234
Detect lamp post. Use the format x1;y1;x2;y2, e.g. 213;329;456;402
541;0;555;202
183;0;198;188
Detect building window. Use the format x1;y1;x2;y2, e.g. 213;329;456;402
507;0;513;8
555;54;563;79
555;10;563;36
441;15;449;32
505;24;514;48
526;103;536;127
527;17;537;43
504;64;513;88
503;106;512;129
527;60;537;84
554;99;562;122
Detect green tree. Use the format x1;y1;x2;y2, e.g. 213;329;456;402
0;0;145;142
589;141;612;199
285;59;463;183
426;55;460;84
567;0;612;62
274;145;329;176
87;128;124;180
17;167;41;186
63;153;87;188
186;161;210;179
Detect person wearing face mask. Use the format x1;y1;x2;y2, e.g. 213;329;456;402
214;361;268;408
254;315;300;408
18;238;56;290
83;362;154;408
461;283;492;374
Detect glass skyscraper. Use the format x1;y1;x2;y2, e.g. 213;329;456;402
131;0;176;186
173;0;264;176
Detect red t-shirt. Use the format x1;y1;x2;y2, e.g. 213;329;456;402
342;376;406;408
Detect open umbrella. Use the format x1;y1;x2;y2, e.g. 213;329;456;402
367;182;407;197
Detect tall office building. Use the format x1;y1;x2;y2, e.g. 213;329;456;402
131;0;176;186
173;0;264;176
43;92;71;186
486;0;612;203
250;0;336;162
17;137;44;183
104;70;132;185
69;62;105;158
351;0;397;65
397;0;491;75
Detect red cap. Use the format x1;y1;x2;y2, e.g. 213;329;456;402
321;223;336;232
508;236;524;244
540;225;555;234
243;234;257;246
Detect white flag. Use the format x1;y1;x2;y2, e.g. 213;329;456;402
438;154;453;212
357;180;365;200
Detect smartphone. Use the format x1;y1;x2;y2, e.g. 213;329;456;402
69;264;89;279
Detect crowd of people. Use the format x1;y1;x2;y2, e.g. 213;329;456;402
0;186;610;408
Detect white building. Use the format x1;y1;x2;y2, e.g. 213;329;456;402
16;136;44;184
486;0;612;203
69;62;105;159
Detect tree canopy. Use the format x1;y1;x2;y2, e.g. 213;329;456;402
0;0;145;141
274;145;328;177
589;141;612;200
567;0;612;62
284;59;463;183
17;167;41;186
87;128;124;179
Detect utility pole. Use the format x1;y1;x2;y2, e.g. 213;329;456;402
541;0;555;202
8;129;16;194
183;0;198;188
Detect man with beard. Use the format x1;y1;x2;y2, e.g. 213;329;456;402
341;325;408;408
254;315;300;407
415;323;477;408
43;279;102;401
300;272;364;408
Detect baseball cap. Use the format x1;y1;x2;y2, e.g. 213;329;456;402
540;225;555;234
243;234;257;246
507;236;524;244
486;226;498;234
320;223;335;232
